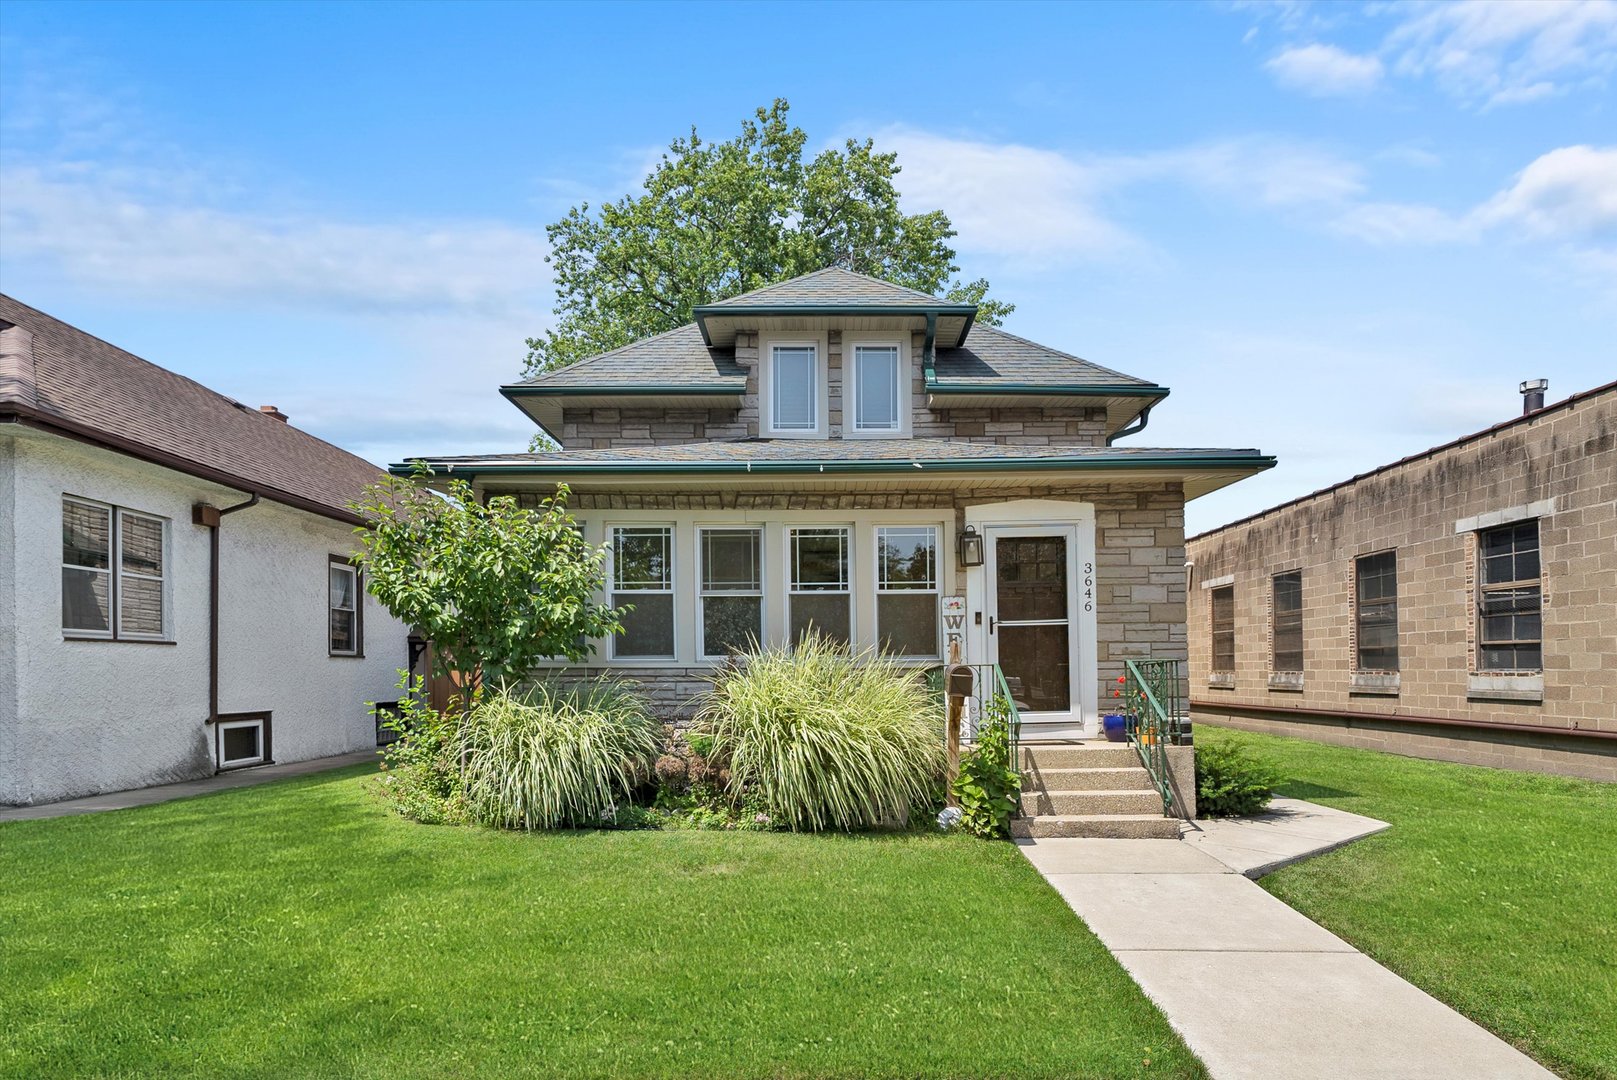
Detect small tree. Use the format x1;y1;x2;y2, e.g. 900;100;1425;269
350;466;621;688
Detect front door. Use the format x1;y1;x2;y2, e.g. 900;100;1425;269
986;527;1087;739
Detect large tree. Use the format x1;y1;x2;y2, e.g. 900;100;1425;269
523;99;1011;377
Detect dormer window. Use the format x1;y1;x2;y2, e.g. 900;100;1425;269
849;341;908;436
762;337;828;437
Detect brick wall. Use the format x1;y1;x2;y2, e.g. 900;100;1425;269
501;481;1187;718
1186;385;1616;781
559;329;1109;448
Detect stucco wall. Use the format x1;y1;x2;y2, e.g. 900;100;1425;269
1185;385;1616;780
1;429;407;805
559;330;1110;449
0;435;17;794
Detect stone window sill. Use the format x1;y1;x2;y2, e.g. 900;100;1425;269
1467;673;1544;703
1206;672;1235;689
1267;672;1304;692
1349;671;1400;695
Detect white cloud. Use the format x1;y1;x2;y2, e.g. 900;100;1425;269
1264;43;1385;96
1241;0;1617;109
0;165;551;319
1474;145;1617;238
1145;136;1366;207
877;128;1138;265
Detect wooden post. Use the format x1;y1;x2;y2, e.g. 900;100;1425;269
944;665;974;806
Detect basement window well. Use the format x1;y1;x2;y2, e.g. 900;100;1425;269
217;714;270;769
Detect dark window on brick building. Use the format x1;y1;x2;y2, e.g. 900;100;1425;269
1354;551;1399;671
1211;585;1235;672
1478;521;1542;672
1272;571;1303;673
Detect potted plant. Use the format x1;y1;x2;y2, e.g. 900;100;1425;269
1102;675;1129;742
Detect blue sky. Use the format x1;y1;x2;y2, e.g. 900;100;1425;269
1;0;1612;533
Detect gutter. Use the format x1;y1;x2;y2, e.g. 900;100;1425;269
391;451;1277;478
194;493;260;729
1106;400;1156;445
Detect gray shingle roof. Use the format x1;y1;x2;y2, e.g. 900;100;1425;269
1;293;387;522
701;267;950;308
509;324;744;391
403;438;1268;471
932;324;1157;390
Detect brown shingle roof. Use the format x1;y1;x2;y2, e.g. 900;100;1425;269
0;294;386;523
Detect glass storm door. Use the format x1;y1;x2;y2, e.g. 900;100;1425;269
986;528;1085;738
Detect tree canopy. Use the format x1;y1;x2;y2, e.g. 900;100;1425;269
523;99;1011;377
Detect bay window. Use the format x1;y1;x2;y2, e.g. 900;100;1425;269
789;527;851;645
612;526;675;659
700;527;762;658
876;526;939;657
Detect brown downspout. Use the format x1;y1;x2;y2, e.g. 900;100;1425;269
194;493;260;725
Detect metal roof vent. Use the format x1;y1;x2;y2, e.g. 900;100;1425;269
1519;379;1548;416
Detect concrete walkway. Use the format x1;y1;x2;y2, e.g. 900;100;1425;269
0;751;376;822
1182;796;1391;877
1019;819;1554;1078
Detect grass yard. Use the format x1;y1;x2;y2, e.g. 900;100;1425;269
0;764;1202;1080
1198;726;1617;1080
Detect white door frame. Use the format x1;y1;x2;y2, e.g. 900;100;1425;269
964;500;1098;738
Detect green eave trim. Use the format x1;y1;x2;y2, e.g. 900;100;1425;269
925;381;1170;398
500;384;745;398
390;452;1275;478
693;303;979;347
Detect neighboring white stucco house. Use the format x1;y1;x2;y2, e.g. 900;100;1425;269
0;294;408;806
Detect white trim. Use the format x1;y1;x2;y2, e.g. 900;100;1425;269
218;718;266;768
845;338;912;438
964;500;1099;738
328;561;360;656
760;334;829;438
1455;499;1556;534
113;508;169;642
61;495;114;638
609;524;678;661
874;524;941;659
697;525;764;661
788;524;853;646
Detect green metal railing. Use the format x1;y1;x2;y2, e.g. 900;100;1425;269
1122;658;1186;817
942;663;1024;815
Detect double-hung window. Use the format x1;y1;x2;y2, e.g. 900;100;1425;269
789;527;850;645
1354;551;1399;671
876;526;939;657
1210;585;1235;672
62;496;168;640
1478;521;1541;671
1271;570;1303;673
612;527;675;659
769;343;819;433
329;557;362;656
699;527;762;658
851;343;904;433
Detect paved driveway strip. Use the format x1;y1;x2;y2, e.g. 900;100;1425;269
1018;832;1554;1080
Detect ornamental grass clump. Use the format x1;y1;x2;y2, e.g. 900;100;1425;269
462;680;662;829
695;634;944;831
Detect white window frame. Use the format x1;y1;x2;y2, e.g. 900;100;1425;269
875;524;941;659
846;339;911;437
697;526;764;661
760;335;829;438
61;496;170;642
329;559;361;657
788;525;853;646
609;524;677;661
218;717;266;768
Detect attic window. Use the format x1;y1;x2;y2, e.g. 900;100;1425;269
768;343;819;434
850;343;906;434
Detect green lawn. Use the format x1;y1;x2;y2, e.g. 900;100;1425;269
0;765;1202;1080
1198;726;1617;1080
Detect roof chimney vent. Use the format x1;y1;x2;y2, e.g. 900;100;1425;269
259;405;289;423
1519;379;1548;416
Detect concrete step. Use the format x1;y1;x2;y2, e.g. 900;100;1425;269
1011;814;1182;840
1021;744;1139;769
1022;766;1155;792
1022;789;1166;816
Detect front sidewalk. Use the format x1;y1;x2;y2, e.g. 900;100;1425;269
0;751;376;822
1019;815;1554;1079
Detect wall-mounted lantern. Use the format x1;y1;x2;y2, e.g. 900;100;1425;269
957;525;984;568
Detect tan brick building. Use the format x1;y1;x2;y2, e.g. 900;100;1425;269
1187;381;1617;781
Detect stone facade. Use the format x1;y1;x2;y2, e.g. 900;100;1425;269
501;481;1188;719
1186;384;1617;782
559;330;1109;449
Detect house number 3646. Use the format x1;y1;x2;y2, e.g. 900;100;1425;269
1083;562;1094;612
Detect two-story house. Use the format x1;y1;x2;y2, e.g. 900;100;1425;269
402;269;1273;748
